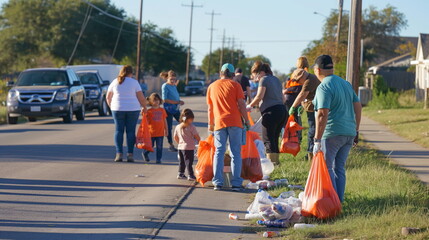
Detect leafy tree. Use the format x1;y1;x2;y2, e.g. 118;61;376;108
201;48;245;77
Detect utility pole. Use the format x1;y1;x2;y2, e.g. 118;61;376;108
346;0;362;94
182;1;203;85
230;36;235;65
136;0;144;82
238;42;242;63
219;29;225;71
336;0;344;47
206;10;221;82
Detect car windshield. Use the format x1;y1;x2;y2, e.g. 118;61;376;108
16;71;69;86
77;72;99;85
188;82;203;86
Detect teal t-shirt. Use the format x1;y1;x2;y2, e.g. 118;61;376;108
313;75;359;139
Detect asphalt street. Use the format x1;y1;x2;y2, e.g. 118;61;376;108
0;96;257;240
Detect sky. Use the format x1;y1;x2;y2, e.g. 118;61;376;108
1;0;428;74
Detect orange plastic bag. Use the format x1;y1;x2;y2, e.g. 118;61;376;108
301;152;342;219
280;115;303;156
136;113;154;152
195;135;215;187
241;131;263;183
247;112;255;126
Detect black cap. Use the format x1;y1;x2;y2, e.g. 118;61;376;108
235;68;242;73
312;55;334;69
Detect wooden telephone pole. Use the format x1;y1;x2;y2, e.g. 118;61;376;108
346;0;362;94
136;0;144;82
336;0;344;46
206;10;221;82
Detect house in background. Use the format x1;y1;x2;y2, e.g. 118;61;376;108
411;33;429;102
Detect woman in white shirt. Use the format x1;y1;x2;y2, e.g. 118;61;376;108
107;65;147;162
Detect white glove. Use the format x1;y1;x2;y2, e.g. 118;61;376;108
313;142;323;155
246;104;253;112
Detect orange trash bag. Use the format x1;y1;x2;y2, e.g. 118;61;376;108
280;114;303;156
241;131;263;183
301;152;342;219
195;135;215;187
136;113;154;152
247;112;255;126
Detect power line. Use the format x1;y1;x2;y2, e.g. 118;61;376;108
67;5;92;65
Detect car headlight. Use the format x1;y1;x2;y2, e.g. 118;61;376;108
89;89;100;98
7;90;19;102
55;89;69;101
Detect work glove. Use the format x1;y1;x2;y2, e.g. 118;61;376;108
353;131;359;147
313;141;323;155
297;106;304;116
288;106;296;116
246;104;253;112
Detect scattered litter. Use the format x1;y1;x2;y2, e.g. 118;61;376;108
278;191;295;199
228;213;239;220
260;158;275;176
294;223;316;229
274;179;289;186
244;213;261;220
135;174;145;177
262;231;279;238
288;184;304;190
257;220;288;228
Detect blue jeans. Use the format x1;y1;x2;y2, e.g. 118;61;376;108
112;111;140;154
307;111;316;153
144;137;163;162
213;127;243;187
166;111;180;144
322;135;354;202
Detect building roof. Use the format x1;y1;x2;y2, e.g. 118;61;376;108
420;33;429;59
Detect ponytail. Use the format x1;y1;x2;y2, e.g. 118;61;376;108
118;65;133;84
159;70;177;80
251;60;273;76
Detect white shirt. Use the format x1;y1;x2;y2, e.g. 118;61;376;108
108;77;142;111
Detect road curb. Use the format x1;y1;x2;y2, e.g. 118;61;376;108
146;181;197;240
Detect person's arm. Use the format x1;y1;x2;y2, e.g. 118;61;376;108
106;91;113;108
238;98;250;126
164;118;168;136
354;102;362;131
173;128;180;144
291;90;310;108
207;88;214;132
315;108;329;140
249;86;266;107
246;86;252;103
136;91;147;112
193;127;201;142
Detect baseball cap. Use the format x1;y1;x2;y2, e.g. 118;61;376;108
235;68;242;73
312;55;334;69
221;63;235;73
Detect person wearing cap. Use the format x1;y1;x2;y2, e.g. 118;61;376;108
233;68;252;103
312;54;362;202
289;56;321;161
248;61;286;165
206;63;250;191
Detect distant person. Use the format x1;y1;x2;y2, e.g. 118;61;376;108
160;70;185;152
107;65;147;162
174;108;200;181
248;61;286;165
289;56;320;161
312;54;362;202
233;68;251;103
140;80;148;96
207;63;250;191
143;93;168;164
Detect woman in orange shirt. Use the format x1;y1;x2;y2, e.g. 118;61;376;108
143;93;168;164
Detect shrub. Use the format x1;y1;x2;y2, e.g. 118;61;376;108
368;75;400;109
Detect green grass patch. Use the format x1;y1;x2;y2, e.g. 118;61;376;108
261;112;429;239
363;90;429;148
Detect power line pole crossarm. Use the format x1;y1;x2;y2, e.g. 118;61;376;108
182;1;203;85
206;10;221;82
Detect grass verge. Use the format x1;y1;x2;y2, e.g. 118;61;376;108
244;112;429;239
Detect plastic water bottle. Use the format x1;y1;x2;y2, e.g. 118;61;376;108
257;220;288;228
294;223;316;229
279;190;295;199
262;231;280;238
274;179;289;186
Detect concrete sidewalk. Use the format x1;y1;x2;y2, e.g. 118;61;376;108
360;116;429;185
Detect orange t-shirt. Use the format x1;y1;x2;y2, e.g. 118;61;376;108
146;108;167;137
207;79;245;131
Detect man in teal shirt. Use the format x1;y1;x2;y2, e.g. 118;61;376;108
313;55;362;202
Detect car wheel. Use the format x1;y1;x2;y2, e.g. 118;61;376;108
76;104;85;121
63;104;73;123
98;97;108;116
7;114;18;124
28;117;37;122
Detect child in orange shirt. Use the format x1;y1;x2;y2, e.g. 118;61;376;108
143;93;168;164
174;109;200;181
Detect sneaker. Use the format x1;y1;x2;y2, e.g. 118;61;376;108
156;161;162;164
213;185;222;191
127;154;134;162
168;145;178;152
231;186;243;192
114;153;123;162
177;174;187;180
187;176;196;181
142;153;150;162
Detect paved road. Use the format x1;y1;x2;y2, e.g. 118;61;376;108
0;96;243;240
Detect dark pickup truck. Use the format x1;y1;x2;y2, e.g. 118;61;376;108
75;70;110;116
6;68;86;124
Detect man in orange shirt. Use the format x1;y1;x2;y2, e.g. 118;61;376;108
207;63;250;191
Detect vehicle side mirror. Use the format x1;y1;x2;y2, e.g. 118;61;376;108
102;80;110;86
72;81;81;86
6;81;14;87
